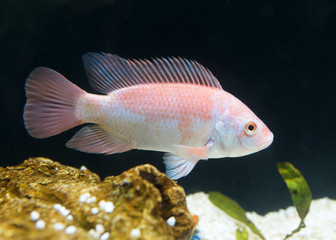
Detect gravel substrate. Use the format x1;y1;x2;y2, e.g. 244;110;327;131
187;192;336;240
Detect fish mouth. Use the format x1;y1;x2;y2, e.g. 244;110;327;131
259;132;274;150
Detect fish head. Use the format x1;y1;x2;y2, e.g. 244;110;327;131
236;116;273;156
216;101;273;157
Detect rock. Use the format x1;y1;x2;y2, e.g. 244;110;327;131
0;157;195;240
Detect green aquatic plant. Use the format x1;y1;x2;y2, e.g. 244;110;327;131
236;227;249;240
208;191;264;240
277;162;312;239
208;162;312;240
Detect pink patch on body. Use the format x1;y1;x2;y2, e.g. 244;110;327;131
115;83;217;142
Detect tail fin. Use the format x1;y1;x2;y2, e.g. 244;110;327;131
24;67;86;138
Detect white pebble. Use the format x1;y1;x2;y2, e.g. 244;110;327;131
88;229;100;239
53;222;65;231
100;232;110;240
79;193;91;203
91;207;99;215
86;196;97;204
66;215;73;221
35;220;46;229
167;216;176;226
130;228;141;238
30;211;40;221
104;201;115;213
80;165;87;171
55;167;58;171
95;224;105;233
61;208;70;217
65;225;77;235
99;200;106;209
53;204;62;211
53;204;70;217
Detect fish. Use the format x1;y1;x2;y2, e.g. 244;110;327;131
23;52;273;180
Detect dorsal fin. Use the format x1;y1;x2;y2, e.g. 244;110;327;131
82;52;223;94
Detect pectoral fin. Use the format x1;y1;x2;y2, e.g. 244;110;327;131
163;138;214;180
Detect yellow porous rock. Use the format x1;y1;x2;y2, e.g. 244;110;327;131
0;157;195;240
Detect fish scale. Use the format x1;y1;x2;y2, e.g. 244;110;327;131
113;84;214;146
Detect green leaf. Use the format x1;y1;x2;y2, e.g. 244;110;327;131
277;162;312;239
277;162;312;220
209;191;264;240
236;227;249;240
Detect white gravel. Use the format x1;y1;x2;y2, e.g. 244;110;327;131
187;192;336;240
65;225;77;235
91;207;99;215
100;232;110;240
30;211;40;221
35;220;46;230
130;228;141;238
103;201;115;213
167;216;176;226
66;214;73;221
53;222;65;231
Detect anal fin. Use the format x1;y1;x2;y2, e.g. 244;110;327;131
66;125;133;155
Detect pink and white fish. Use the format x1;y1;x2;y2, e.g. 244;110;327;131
24;53;273;180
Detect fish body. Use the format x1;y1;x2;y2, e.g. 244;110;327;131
24;53;273;179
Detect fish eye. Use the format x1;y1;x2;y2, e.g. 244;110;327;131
244;121;257;136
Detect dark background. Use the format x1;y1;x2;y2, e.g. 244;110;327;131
1;0;335;214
